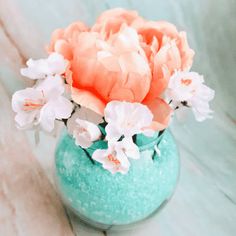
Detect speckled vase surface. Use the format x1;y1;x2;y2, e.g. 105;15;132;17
55;130;179;230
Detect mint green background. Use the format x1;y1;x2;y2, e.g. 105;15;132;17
0;0;235;235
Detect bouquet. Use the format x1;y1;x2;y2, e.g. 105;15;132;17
12;8;214;175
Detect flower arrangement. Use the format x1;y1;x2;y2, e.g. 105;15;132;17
12;8;214;175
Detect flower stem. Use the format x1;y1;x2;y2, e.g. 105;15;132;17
82;148;95;165
152;150;156;160
152;130;166;161
158;129;165;138
61;118;68;126
132;134;137;144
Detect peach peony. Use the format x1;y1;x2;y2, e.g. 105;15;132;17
48;8;195;130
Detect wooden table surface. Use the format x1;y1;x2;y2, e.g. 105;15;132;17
0;0;236;235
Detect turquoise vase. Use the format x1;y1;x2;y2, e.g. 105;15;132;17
55;130;179;230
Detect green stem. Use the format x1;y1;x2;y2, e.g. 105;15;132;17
82;148;95;165
158;129;165;138
151;149;156;160
152;130;165;161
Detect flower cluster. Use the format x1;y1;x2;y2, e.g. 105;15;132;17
92;101;154;174
12;53;73;132
12;8;215;174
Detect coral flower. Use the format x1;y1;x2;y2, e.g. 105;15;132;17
48;8;195;130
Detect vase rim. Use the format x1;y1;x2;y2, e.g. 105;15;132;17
87;132;164;152
63;129;165;152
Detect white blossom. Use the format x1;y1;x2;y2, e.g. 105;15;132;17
166;71;215;121
12;75;73;132
67;107;103;133
92;138;140;174
72;118;101;148
21;52;68;79
104;101;154;141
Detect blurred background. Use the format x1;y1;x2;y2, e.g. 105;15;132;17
0;0;235;235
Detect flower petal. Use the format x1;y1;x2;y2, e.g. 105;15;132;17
74;132;92;148
92;142;130;175
12;88;43;112
104;101;154;140
12;88;44;129
71;118;101;148
38;103;56;132
15;111;38;129
51;97;73;119
21;53;68;79
92;149;108;163
144;98;172;131
71;88;106;115
119;138;140;159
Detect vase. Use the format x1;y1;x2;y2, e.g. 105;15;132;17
54;129;179;231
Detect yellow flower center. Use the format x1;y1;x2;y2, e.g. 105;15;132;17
181;78;192;86
23;99;45;111
107;154;120;166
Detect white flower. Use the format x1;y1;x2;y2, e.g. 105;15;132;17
104;101;154;141
67;107;103;134
190;84;215;121
66;107;103;148
92;138;140;174
12;75;73;132
166;71;215;121
72;118;101;148
21;52;68;79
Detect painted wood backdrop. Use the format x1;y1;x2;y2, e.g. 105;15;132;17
0;0;235;235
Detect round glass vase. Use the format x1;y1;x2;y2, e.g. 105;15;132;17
54;129;179;231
